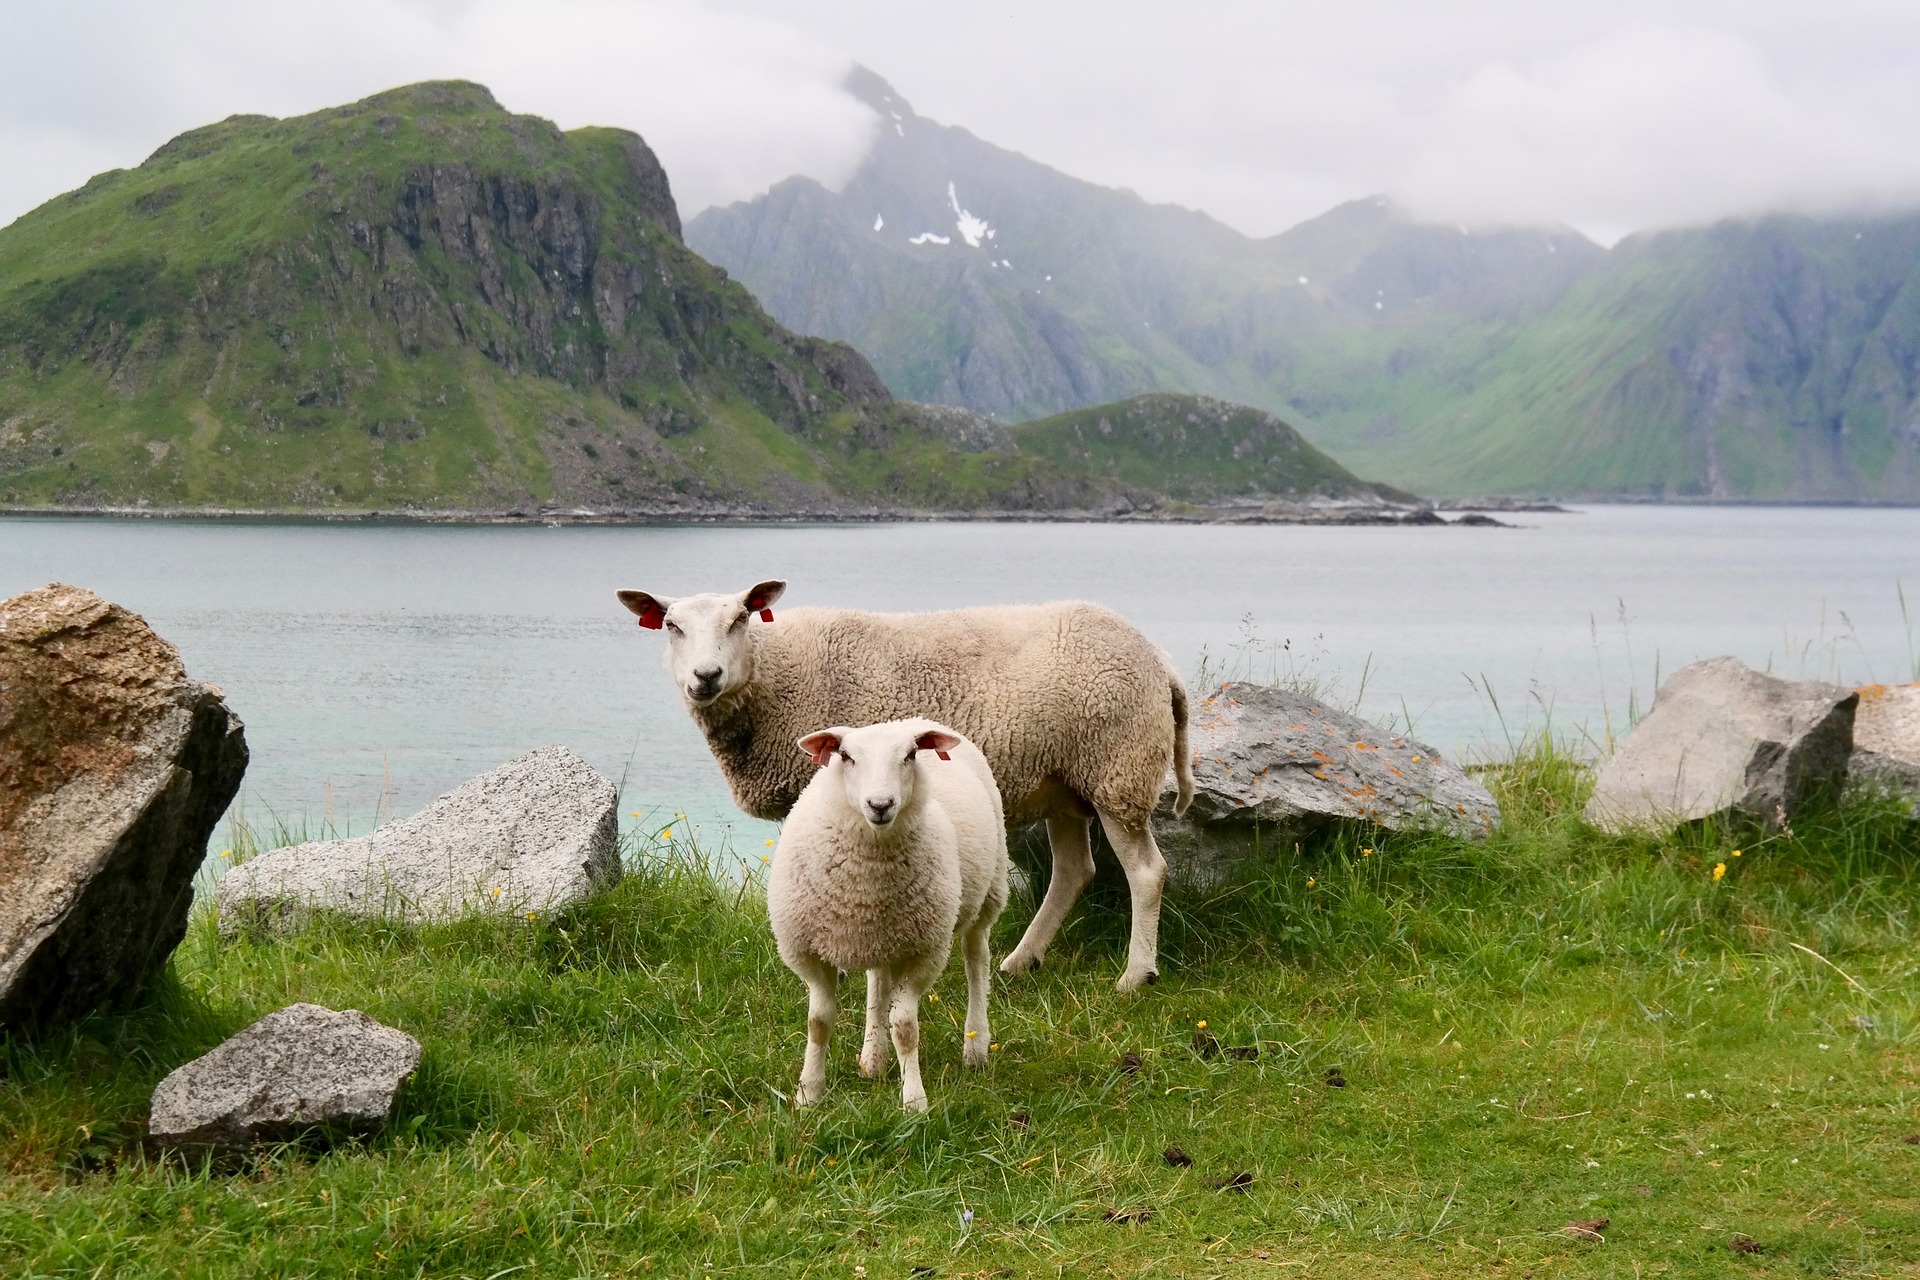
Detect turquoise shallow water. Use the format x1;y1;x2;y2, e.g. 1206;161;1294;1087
4;507;1916;855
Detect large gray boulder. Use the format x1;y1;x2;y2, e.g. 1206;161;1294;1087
1584;656;1857;835
1;584;248;1030
148;1003;420;1151
1851;682;1920;800
1153;682;1499;882
216;746;618;932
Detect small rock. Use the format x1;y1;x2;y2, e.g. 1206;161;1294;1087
1730;1236;1762;1255
1;584;248;1029
148;1003;420;1151
217;747;618;932
1902;1134;1919;1145
1118;1051;1143;1076
1585;656;1856;834
1849;1014;1877;1032
1163;1145;1193;1167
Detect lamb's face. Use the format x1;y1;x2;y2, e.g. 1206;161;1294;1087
798;721;964;831
616;580;784;708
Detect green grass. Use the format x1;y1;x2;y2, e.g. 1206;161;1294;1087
5;747;1919;1277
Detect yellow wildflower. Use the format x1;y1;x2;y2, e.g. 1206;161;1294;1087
765;838;776;846
525;911;537;920
966;1030;978;1038
1362;848;1372;857
1196;1020;1208;1030
990;1043;1001;1051
1730;849;1742;858
1712;863;1726;881
1307;877;1316;887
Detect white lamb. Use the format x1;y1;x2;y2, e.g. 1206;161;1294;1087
767;718;1009;1112
616;579;1195;992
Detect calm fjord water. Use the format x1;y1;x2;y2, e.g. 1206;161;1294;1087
5;508;1916;851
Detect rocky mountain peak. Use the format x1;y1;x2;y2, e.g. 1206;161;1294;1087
845;65;917;124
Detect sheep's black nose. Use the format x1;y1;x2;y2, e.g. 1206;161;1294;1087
865;797;896;823
692;665;722;686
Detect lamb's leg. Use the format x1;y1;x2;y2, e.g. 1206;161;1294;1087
961;917;993;1069
887;956;942;1113
1097;812;1167;993
1001;813;1094;976
792;955;838;1106
860;967;892;1079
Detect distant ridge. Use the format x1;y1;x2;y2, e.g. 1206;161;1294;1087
689;68;1920;501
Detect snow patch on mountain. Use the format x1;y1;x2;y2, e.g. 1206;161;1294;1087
947;182;992;248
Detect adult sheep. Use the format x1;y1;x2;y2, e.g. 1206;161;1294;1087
616;579;1194;992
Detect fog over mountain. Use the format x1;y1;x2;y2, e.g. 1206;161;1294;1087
692;70;1920;500
6;1;1920;244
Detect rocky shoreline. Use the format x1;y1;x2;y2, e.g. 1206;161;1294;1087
0;500;1541;528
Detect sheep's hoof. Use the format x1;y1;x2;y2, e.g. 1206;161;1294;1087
859;1051;887;1079
1115;966;1160;994
794;1082;824;1108
901;1093;930;1114
963;1043;989;1069
999;952;1042;976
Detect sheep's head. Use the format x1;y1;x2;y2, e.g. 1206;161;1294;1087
797;719;963;831
616;580;785;707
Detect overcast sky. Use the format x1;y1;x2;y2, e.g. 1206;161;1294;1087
5;0;1920;244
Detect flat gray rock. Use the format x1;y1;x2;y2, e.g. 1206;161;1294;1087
216;746;618;932
1;584;248;1030
1584;656;1857;835
1154;682;1499;882
149;1003;420;1150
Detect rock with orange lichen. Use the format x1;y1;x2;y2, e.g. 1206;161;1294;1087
1153;681;1498;882
1852;682;1920;800
0;583;247;1029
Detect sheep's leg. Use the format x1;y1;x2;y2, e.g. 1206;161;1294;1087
1097;812;1167;993
887;956;942;1113
859;968;892;1079
1000;814;1094;976
961;917;993;1069
792;955;838;1107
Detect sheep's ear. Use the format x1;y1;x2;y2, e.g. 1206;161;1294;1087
914;729;961;761
742;579;787;621
617;589;671;630
797;730;843;767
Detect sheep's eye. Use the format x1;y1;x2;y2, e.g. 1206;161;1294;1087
837;750;853;765
665;621;682;636
729;612;747;631
905;750;917;763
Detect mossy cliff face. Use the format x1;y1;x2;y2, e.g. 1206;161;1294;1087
0;81;1011;514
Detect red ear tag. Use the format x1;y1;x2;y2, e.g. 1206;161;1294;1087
759;608;774;622
936;750;951;761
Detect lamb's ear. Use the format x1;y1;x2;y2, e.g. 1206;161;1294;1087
797;729;844;767
742;579;787;622
914;729;961;761
617;589;671;630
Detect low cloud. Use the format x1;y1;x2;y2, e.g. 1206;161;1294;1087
4;1;1920;241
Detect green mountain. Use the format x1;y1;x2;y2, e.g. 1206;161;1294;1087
689;69;1920;501
6;81;1368;516
1009;394;1411;505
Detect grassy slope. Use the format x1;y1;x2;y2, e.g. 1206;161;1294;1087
4;748;1917;1277
1010;393;1415;504
0;84;1153;516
